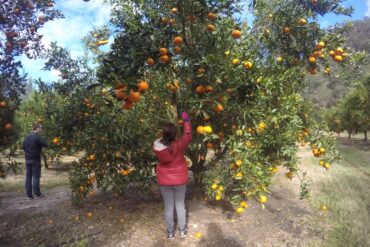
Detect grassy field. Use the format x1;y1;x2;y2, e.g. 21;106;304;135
303;139;370;247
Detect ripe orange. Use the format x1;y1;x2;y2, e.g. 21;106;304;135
171;7;177;14
185;78;192;85
308;56;316;63
236;207;244;213
328;50;335;57
4;123;13;130
206;143;214;149
196;126;205;134
87;212;93;218
234;172;243;179
173;36;183;45
127;92;140;104
174;46;181;54
334;55;343;62
159;47;168;55
215;104;224;113
207;12;217;20
205;85;213;92
232;58;240;65
146;57;155;66
259;195;267;203
187;15;196;22
243;61;253;70
53;137;59;145
231;29;241;39
115;88;127;100
335;47;344;55
159;55;170;63
298;18;307;25
207;24;216;32
283;26;291;33
316;41;325;49
195;85;206;94
0;100;7;107
137;80;149;92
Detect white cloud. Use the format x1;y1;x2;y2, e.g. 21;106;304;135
366;0;370;17
22;0;111;82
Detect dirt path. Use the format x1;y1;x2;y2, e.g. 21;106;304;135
0;148;321;247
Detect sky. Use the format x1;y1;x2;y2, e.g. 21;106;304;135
21;0;370;83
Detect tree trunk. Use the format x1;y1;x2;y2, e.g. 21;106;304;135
42;153;49;169
348;132;351;138
365;131;368;141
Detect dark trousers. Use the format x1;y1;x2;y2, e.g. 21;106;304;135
25;161;41;197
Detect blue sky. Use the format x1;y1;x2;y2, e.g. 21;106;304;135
21;0;370;83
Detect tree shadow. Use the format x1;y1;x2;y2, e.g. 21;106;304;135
199;222;244;247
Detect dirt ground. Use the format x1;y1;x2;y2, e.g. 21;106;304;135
0;148;324;247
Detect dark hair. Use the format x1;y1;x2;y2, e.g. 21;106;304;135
161;123;177;146
33;123;42;131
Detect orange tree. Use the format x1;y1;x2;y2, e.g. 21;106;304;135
39;0;353;208
0;0;62;178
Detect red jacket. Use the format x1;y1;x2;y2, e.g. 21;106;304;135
154;121;192;186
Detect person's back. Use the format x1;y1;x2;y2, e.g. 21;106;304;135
153;112;192;239
23;132;47;162
23;123;47;200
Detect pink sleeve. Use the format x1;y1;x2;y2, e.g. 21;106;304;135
176;121;192;151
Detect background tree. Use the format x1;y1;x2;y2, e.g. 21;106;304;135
0;0;62;178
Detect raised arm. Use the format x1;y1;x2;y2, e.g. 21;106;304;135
177;112;192;150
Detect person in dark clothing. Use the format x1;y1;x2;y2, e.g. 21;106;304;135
23;123;48;200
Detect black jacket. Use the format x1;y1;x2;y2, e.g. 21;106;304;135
23;133;48;162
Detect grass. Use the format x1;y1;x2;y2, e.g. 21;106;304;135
305;142;370;247
0;167;70;192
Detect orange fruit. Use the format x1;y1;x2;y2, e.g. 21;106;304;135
115;88;127;100
87;212;93;218
159;47;168;55
276;56;283;63
231;29;241;39
171;7;178;14
259;195;267;203
159;55;170;63
128;91;141;103
334;55;343;62
316;41;325;49
196;126;205;134
0;100;7;107
146;57;155;66
173;36;183;45
187;15;196;22
53;137;59;145
243;61;253;70
215;104;224;113
298;18;307;25
206;143;214;149
207;24;216;32
205;85;214;92
283;26;291;33
308;56;316;63
335;47;344;55
185;78;192;85
174;46;181;54
137;81;149;92
232;58;240;65
4;123;12;130
207;12;217;20
195;85;206;94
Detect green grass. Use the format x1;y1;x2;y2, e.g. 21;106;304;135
307;143;370;247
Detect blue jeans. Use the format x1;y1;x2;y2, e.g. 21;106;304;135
159;185;187;233
25;160;41;197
